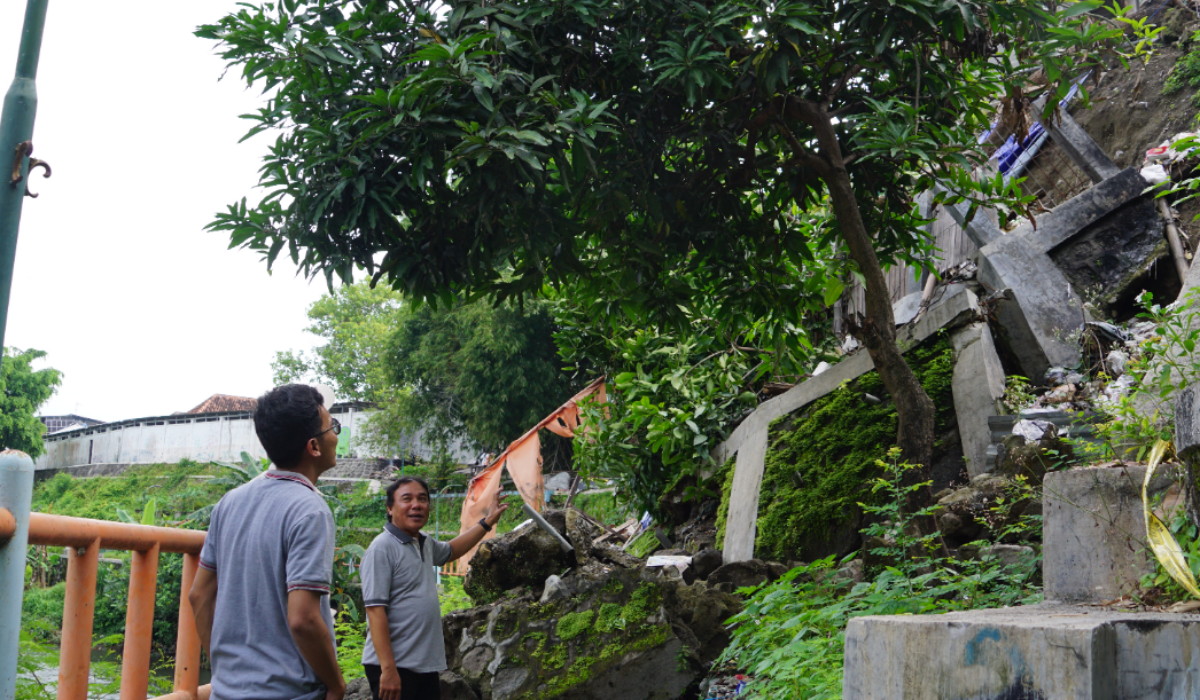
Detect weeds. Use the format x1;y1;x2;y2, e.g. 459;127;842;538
719;448;1041;698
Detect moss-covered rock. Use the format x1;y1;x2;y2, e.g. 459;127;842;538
443;568;741;699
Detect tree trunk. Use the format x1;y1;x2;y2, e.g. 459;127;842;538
800;102;937;478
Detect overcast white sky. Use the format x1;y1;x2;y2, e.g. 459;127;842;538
1;1;332;421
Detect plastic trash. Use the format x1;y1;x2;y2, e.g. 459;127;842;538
1141;163;1169;184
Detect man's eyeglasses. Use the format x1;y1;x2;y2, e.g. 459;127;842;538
313;418;341;439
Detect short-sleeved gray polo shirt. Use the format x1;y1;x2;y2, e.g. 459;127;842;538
360;521;452;673
199;470;336;700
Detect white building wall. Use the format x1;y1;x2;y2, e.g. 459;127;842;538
36;405;381;470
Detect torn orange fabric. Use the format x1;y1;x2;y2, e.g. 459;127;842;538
455;458;504;568
505;434;544;511
451;377;607;572
546;402;579;438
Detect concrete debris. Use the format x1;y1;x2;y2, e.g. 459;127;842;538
1012;419;1057;443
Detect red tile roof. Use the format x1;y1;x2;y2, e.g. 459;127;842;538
187;394;258;414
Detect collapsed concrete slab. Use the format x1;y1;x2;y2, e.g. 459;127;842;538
713;284;981;562
843;605;1200;700
943;163;1150;380
950;322;1007;477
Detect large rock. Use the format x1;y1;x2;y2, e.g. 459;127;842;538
464;510;575;604
705;558;789;592
443;567;741;699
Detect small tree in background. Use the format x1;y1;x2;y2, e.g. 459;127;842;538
0;348;62;458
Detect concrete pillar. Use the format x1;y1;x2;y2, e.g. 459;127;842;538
1043;464;1175;603
976;244;1087;376
0;449;33;700
950;322;1007;477
1178;384;1200;463
942;197;1003;249
1039;101;1122;183
721;428;768;563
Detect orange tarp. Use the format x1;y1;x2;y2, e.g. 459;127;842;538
453;377;606;571
455;457;505;570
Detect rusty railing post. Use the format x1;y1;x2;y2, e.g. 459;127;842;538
0;449;34;699
59;537;100;700
120;542;160;700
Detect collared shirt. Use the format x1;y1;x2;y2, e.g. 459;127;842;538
360;521;452;673
199;470;336;700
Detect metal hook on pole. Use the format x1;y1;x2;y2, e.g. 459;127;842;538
9;140;50;197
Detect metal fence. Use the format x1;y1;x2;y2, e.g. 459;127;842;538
1;450;210;700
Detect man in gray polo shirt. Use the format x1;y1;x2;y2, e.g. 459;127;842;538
361;476;507;700
189;384;346;700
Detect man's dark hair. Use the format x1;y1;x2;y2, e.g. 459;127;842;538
254;384;324;470
385;475;431;508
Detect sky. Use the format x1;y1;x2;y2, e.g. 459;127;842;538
0;2;331;421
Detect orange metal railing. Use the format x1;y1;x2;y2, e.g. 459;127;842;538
17;512;211;700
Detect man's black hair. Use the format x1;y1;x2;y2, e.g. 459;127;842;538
254;384;324;470
386;475;431;508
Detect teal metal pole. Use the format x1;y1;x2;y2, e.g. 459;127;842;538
0;0;50;353
0;450;34;699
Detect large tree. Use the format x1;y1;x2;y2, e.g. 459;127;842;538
1;348;62;458
199;0;1127;473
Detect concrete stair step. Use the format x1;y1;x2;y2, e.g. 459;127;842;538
844;604;1200;699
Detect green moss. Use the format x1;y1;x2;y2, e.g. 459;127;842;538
600;577;625;597
491;607;523;640
555;610;594;641
754;336;958;561
714;456;736;545
594;603;625;634
543;641;568;670
526;580;676;698
624;582;661;621
624;530;658;558
523;631;547;651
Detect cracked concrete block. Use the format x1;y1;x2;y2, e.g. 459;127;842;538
978;246;1087;376
843;605;1200;700
1043;464;1178;604
1178;384;1200;463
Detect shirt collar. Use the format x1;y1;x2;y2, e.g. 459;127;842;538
384;520;420;545
264;470;317;491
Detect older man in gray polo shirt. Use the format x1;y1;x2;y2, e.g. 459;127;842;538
189;384;346;700
361;476;507;700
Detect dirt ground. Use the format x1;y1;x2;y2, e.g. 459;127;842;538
1068;6;1200;225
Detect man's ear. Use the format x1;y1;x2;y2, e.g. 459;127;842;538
304;436;323;457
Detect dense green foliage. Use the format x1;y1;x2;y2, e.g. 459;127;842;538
567;322;781;521
382;297;576;452
197;0;1139;481
1;348;62;458
752;336;956;561
273;281;577;455
197;0;1113;310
